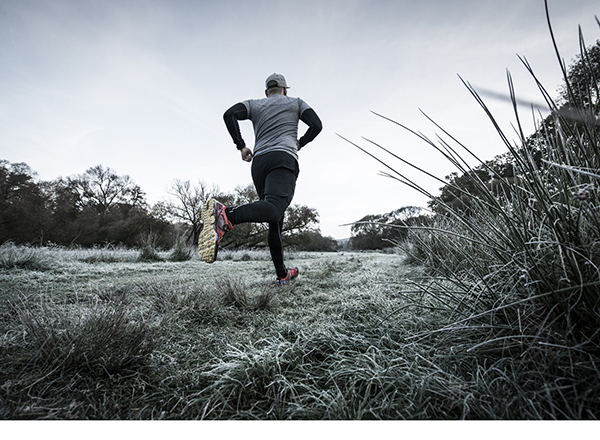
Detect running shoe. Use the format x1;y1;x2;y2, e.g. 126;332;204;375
198;198;233;263
277;267;299;286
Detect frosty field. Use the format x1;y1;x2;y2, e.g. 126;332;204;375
2;246;453;420
1;244;597;420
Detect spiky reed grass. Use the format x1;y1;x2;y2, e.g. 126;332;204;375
343;6;600;419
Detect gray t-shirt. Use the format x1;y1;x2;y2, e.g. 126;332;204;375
242;95;312;160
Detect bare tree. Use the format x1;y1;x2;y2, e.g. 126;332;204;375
167;179;219;244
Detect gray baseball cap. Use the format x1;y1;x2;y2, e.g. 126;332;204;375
265;73;289;89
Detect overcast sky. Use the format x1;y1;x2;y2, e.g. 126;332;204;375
1;0;598;239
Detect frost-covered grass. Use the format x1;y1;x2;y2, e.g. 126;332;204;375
0;245;478;420
2;243;596;419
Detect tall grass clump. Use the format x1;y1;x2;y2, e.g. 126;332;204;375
344;7;600;418
0;242;54;271
16;302;153;377
214;275;276;311
137;232;164;262
169;237;193;262
0;295;154;418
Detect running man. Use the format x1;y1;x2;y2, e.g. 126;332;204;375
198;73;322;285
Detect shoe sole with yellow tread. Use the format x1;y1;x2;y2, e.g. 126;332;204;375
198;198;218;263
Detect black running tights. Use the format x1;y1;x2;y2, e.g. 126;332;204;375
225;151;299;279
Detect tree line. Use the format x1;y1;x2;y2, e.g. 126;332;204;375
0;162;338;251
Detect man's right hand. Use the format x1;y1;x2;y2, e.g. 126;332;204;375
240;147;253;162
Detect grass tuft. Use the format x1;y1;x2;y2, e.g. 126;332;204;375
216;276;248;309
14;300;153;378
0;243;54;271
169;238;193;262
137;232;164;262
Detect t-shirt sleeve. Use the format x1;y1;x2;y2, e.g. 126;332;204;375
242;99;252;119
298;98;311;116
